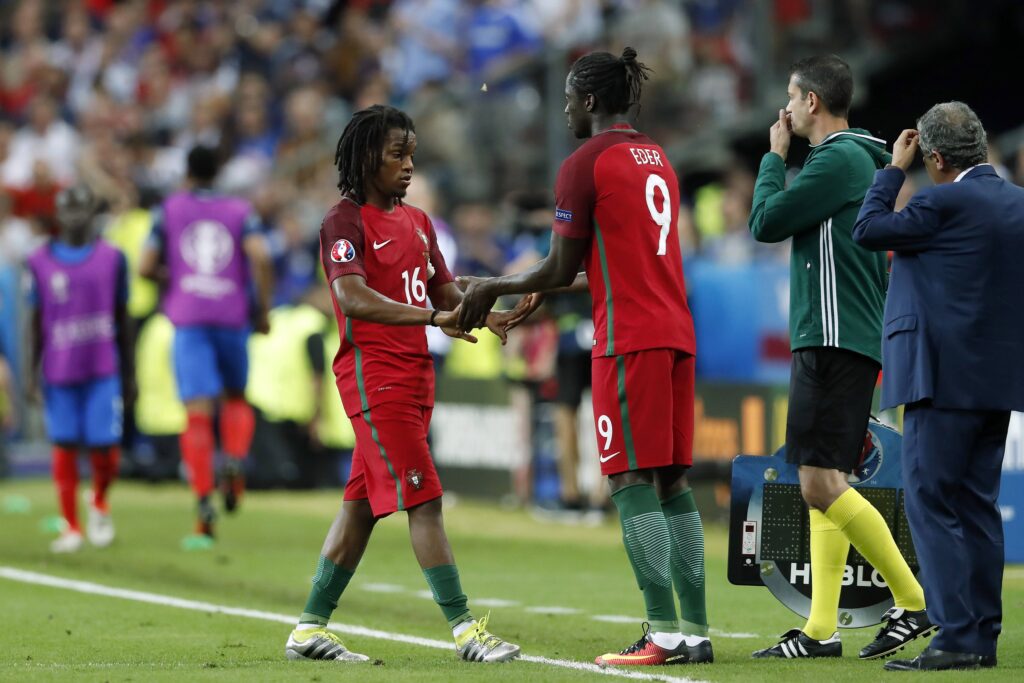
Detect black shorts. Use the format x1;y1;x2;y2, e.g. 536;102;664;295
555;352;592;407
785;347;880;473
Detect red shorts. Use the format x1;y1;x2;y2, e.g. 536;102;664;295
344;401;443;517
590;349;695;476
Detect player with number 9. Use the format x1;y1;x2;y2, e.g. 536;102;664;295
458;47;711;667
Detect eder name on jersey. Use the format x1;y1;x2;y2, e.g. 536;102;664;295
552;123;695;358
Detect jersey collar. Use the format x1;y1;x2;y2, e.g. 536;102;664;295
596;123;638;136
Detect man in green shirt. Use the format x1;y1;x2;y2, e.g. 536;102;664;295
748;54;931;661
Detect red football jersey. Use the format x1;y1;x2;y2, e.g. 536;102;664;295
552;124;695;358
320;197;453;417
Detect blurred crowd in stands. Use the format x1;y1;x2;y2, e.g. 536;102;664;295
1;0;1016;496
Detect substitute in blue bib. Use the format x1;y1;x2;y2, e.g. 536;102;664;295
26;185;131;554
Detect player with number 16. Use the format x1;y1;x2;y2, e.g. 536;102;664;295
284;105;524;664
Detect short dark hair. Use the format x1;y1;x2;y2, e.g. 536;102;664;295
917;101;988;170
334;105;415;204
569;47;652;116
790;55;853;118
187;145;221;182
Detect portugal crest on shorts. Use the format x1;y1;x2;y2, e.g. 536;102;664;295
406;469;424;491
331;239;356;263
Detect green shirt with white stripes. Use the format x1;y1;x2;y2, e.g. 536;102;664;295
749;129;890;364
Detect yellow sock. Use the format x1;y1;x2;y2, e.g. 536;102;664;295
824;488;925;611
803;510;850;641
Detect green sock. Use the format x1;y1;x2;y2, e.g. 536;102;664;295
612;483;679;633
299;555;354;626
661;489;709;636
423;564;471;628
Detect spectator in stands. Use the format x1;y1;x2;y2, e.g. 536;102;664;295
1;96;79;189
385;0;460;101
51;6;104;117
271;8;332;91
0;187;38;265
267;204;321;309
454;202;507;277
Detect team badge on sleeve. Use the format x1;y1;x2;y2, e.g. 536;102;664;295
555;208;573;222
331;239;356;263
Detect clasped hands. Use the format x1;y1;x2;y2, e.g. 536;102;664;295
429;277;542;345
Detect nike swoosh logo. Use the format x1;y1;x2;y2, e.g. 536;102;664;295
373;239;392;249
599;451;620;463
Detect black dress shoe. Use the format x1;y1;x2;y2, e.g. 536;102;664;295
979;654;997;668
884;648;980;671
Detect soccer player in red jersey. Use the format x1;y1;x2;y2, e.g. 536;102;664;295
459;48;712;667
284;105;522;664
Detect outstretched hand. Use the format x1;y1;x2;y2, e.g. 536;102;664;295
502;292;543;333
890;129;920;172
484;295;537;344
433;307;478;343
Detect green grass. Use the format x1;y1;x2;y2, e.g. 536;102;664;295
0;479;1021;682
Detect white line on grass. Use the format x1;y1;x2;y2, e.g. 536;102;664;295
0;566;706;683
357;584;763;639
592;615;637;624
709;629;759;639
360;582;406;593
474;598;521;608
1005;568;1024;580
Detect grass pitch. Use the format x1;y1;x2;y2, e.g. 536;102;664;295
0;479;1020;682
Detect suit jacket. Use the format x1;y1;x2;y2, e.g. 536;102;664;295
853;164;1024;411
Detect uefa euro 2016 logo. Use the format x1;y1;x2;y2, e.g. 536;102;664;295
182;220;233;275
331;239;356;263
849;429;884;484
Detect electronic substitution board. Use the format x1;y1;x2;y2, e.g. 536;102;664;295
728;421;918;627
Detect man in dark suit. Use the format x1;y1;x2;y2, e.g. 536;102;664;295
853;101;1024;671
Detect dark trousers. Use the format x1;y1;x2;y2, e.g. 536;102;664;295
903;402;1010;656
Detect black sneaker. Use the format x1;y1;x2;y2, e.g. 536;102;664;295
859;607;937;659
677;638;714;664
595;624;713;666
751;628;841;659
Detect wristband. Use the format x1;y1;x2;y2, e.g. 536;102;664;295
429;309;440;327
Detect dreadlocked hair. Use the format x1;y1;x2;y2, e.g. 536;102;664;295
569;47;652;116
334;105;415;203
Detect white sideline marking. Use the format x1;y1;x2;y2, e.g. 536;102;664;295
0;567;705;683
709;629;759;639
357;583;763;639
593;615;637;624
474;598;521;608
1005;568;1024;580
360;582;406;593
